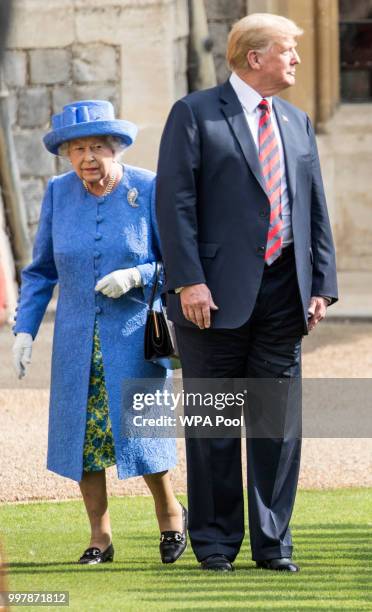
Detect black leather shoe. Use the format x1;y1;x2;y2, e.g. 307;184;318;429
78;543;114;565
159;504;188;564
256;557;299;572
201;554;234;571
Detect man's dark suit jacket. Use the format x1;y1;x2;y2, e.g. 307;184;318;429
156;80;338;329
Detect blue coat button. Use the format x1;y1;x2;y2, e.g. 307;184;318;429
95;233;102;240
94;251;101;258
94;270;100;277
95;306;102;314
97;199;104;205
96;215;103;223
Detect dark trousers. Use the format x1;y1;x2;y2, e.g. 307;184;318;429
175;245;305;562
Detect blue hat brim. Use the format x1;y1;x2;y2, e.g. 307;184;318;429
43;119;138;155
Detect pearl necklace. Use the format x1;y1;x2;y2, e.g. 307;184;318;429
83;168;117;197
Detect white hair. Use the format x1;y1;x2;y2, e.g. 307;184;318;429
58;135;125;158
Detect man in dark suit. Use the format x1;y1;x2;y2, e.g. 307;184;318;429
156;13;338;572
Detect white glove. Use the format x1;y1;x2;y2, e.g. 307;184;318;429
95;267;142;298
12;333;33;379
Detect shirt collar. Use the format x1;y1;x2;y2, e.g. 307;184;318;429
229;72;273;113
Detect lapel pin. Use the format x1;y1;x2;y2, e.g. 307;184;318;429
282;114;289;122
127;187;139;207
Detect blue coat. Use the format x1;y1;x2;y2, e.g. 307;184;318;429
14;165;177;482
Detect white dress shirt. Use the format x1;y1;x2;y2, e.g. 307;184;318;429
229;72;293;245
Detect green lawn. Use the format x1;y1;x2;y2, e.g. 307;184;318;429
0;489;371;611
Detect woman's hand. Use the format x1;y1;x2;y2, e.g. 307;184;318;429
95;267;142;298
12;333;33;379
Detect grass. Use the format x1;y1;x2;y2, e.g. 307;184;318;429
0;489;371;611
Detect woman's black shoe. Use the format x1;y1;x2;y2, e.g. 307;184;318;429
78;543;114;565
159;504;188;564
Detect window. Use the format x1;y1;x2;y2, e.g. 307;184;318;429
340;0;372;101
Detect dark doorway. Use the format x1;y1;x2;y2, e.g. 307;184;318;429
339;0;372;101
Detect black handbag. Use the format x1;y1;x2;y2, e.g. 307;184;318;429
144;263;181;370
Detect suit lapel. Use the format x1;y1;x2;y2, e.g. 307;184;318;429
272;97;297;201
219;81;267;196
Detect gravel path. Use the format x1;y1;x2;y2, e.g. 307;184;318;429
1;321;371;502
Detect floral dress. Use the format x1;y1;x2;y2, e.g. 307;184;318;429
83;321;116;472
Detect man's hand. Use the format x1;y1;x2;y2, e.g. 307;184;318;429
307;296;328;332
180;283;218;329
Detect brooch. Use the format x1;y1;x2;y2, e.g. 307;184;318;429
127;187;139;207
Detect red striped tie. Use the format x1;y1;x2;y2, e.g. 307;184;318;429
258;99;283;265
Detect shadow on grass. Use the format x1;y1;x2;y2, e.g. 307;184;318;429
2;492;372;612
4;518;372;611
136;590;371;611
295;524;372;531
186;609;367;612
8;561;371;576
7;520;372;574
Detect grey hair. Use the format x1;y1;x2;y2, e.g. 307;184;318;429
58;135;126;158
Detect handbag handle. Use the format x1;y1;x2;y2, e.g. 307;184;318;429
147;262;162;310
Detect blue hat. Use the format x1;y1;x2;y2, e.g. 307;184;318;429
43;100;138;155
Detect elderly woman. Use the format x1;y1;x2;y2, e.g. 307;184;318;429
12;100;186;565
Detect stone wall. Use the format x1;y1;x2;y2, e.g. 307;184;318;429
4;0;188;238
205;0;247;83
4;43;122;238
317;104;372;272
